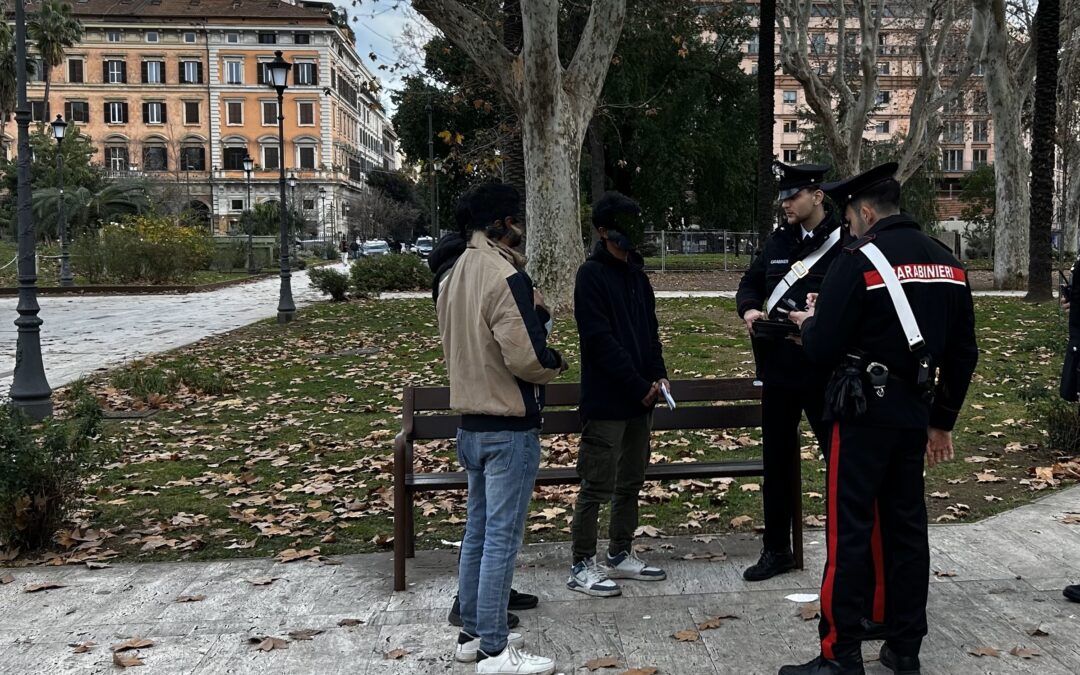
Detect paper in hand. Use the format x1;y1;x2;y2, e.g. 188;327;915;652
661;383;676;409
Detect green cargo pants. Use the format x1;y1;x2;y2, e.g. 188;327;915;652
571;413;652;563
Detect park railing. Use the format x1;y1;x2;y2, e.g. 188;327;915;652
642;230;760;272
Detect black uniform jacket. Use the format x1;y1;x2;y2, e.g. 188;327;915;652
736;208;845;387
801;213;979;431
575;242;667;421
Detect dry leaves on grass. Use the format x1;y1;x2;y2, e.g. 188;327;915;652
384;648;409;660
274;547;321;563
967;646;1000;657
24;582;65;593
584;656;620;670
634;525;663;538
740;483;761;492
672;629;700;642
729;515;753;528
249;636;289;651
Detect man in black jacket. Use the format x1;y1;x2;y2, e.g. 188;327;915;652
567;192;669;598
735;163;846;582
782;163;979;675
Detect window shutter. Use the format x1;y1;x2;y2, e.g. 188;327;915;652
142;102;150;123
103;59;109;81
122;102;129;123
159;61;166;83
120;61;127;83
64;102;71;120
196;62;203;83
84;102;90;123
257;63;265;85
311;63;318;86
141;61;148;83
161;103;167;123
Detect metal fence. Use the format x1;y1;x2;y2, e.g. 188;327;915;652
641;230;761;272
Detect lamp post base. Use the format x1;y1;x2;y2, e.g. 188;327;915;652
277;273;295;324
10;317;53;420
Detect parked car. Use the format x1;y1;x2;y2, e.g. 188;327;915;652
361;240;391;257
414;236;434;259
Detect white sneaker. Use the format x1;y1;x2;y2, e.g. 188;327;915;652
606;550;667;581
566;557;622;597
455;632;523;663
476;644;555;675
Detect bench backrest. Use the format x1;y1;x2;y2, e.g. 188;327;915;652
401;378;763;442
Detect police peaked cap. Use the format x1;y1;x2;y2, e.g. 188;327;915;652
821;162;899;210
592;191;641;229
775;162;830;200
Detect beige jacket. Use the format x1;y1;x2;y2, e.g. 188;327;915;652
436;230;564;431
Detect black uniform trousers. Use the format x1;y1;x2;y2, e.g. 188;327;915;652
760;383;829;554
818;422;929;661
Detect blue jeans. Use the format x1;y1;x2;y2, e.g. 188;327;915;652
456;428;541;654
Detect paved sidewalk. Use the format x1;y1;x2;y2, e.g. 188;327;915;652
0;271;320;393
2;486;1077;674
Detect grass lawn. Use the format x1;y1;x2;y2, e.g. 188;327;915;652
12;295;1078;566
643;253;753;271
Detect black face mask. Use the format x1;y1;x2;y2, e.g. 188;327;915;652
605;228;634;252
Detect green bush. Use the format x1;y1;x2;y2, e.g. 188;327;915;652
0;384;108;551
209;241;248;272
308;265;350;301
1043;399;1080;453
71;216;215;284
110;359;232;401
350;254;433;297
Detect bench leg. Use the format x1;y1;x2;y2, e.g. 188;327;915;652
394;510;407;591
405;498;416;559
792;450;805;570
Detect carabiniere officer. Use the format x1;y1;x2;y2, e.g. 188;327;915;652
783;162;979;675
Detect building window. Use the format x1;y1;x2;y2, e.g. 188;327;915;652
105;101;128;124
31;57;45;81
972;120;989;143
811;33;826;55
302;198;314;210
225;60;243;85
943;120;965;144
261;100;278;126
297;145;316;169
942;149;964;172
783;149;798;164
223;147;248;170
878;61;891;75
294;33;310;45
945;92;965;114
816;62;829;76
226;101;243;125
782;90;797;105
298;101;315;126
68;58;83;83
143;146;168;171
142;60;165;84
972;149;989;167
146;31;159;43
747;35;759;55
257;61;272;85
30;101;46;122
181;146;205;170
106;146;128;171
184;101;200;124
107;30;122;43
293;62;317;86
183;31;197;43
105;59;127;84
876;90;891;105
226;32;239;44
875;120;891;134
258;32;277;44
181;61;202;84
782;119;797;133
64;101;90;123
143;101;166;124
231;198;244;211
972;92;988;113
262;144;280;170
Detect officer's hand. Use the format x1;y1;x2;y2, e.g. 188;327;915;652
789;308;814;328
806;292;819;310
742;309;765;335
925;427;954;467
642;382;660;406
1060;294;1071;311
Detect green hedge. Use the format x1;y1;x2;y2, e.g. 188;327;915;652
350;254;432;297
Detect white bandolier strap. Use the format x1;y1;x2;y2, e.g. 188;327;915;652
860;243;926;351
765;227;842;314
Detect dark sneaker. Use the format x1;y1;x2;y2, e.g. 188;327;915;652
857;618;886;641
879;644;921;675
778;654;865;675
1064;584;1080;603
447;596;519;629
508;588;539;611
743;549;797;582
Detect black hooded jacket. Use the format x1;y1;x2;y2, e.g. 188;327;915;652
428;231;468;303
575;241;667;421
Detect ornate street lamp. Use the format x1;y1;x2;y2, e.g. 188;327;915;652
243;153;255;274
9;0;52;418
319;186;327;245
51;115;73;287
266;50;294;324
288;172;298;245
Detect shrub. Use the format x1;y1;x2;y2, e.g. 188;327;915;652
0;384;107;551
71;215;215;284
308;265;350;301
109;359;232;401
209;241;248;272
1043;399;1080;453
350;254;433;297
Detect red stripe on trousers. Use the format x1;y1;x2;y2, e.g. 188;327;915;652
821;422;841;660
871;503;886;623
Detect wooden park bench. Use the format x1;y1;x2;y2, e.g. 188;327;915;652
392;377;804;591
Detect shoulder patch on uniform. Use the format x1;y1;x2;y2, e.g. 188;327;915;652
843;234;876;253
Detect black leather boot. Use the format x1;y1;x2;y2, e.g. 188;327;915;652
880;644;921;674
447;595;520;628
743;549;797;581
778;654;865;675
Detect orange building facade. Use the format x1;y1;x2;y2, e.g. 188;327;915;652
17;0;398;234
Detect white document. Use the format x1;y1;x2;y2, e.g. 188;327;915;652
661;383;676;409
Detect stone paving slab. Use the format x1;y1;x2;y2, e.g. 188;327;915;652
1;486;1078;674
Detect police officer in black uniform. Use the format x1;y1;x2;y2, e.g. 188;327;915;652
781;163;979;675
736;162;843;581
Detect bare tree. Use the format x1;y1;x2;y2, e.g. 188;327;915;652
1024;0;1059;301
412;0;627;310
1056;0;1080;256
364;186;422;244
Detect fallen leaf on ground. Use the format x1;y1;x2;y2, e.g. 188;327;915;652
929;491;950;499
288;628;323;641
384;648;409;659
634;525;663;538
85;562;111;569
584;656;620;670
0;573;13;584
69;641;95;654
799;603;821;621
112;638;154;653
24;582;65;593
274;547;321;563
975;472;1005;483
1025;624;1049;637
730;515;752;528
247;576;279;586
697;613;738;630
672;629;700;642
1009;646;1040;658
680;552;727;561
967;646;1000;657
620;669;658;675
740;483;760;492
249;636;289;651
804;515;826;527
174;594;205;603
934;569;957;578
337;618;364;627
112;652;144;668
1060;514;1080;524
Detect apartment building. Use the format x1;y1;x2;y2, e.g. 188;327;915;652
13;0;399;234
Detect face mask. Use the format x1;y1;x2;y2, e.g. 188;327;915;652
606;229;634;252
504;223;524;248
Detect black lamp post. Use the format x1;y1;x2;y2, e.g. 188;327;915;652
319;186;327;245
9;0;51;418
267;50;294;324
288;171;297;222
51;114;73;287
243;153;255;273
209;165;218;234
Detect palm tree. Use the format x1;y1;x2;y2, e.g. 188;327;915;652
28;0;84;119
31;181;150;239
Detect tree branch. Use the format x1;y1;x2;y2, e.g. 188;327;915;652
565;0;628;132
